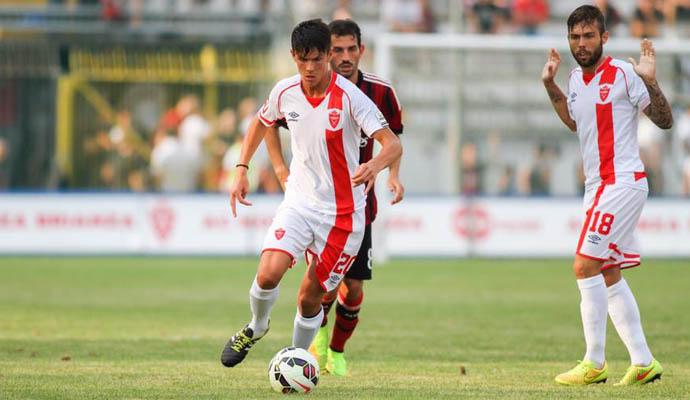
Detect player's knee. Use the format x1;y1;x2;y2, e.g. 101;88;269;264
343;278;364;303
255;271;280;290
572;257;603;279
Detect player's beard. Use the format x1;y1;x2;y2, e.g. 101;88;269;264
572;42;603;68
335;62;355;79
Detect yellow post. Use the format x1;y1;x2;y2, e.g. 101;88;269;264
200;44;219;118
55;75;76;183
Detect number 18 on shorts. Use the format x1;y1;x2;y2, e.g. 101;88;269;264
577;184;647;270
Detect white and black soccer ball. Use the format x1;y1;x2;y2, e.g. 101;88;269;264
268;347;319;394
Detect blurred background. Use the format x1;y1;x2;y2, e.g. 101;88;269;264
0;0;689;257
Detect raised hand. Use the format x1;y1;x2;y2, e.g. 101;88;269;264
629;39;656;83
542;48;561;83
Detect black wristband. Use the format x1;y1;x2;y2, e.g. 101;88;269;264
235;163;249;170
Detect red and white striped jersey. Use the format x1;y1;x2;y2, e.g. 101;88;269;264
258;71;389;215
567;56;651;191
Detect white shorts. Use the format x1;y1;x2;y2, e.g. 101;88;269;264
576;183;648;270
261;203;365;291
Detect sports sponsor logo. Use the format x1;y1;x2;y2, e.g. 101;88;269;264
587;234;601;245
375;110;388;126
287;111;300;121
599;84;611;102
150;201;175;241
359;136;368;148
275;228;285;240
328;109;340;129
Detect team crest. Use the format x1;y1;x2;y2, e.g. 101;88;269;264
328;109;340;129
599;84;611;102
274;228;285;240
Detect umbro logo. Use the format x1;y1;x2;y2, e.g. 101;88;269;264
287;111;300;121
587;234;601;245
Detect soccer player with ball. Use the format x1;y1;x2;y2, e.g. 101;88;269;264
542;5;673;386
220;19;401;369
265;19;405;376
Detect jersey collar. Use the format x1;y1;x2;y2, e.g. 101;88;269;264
302;71;337;108
582;56;612;85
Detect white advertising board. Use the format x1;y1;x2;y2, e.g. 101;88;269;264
0;194;688;257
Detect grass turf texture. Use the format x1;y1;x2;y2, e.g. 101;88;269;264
1;257;689;399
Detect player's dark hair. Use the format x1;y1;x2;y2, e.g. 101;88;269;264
567;5;606;35
291;19;331;57
328;19;362;47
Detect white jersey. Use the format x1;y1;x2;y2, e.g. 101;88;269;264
258;72;388;215
567;56;651;191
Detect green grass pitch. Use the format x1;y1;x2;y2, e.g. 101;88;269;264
1;257;689;399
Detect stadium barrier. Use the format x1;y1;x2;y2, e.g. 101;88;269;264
0;194;687;257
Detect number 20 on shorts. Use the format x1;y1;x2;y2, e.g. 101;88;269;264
333;253;356;274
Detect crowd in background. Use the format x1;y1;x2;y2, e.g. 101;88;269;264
79;94;281;194
1;0;690;196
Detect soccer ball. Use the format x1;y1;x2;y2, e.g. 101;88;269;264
268;347;319;394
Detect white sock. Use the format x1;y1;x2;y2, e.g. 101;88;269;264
608;278;654;366
292;307;324;349
577;274;608;368
248;277;278;337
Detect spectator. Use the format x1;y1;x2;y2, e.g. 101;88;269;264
0;138;8;189
676;106;690;196
467;0;507;34
332;0;353;20
497;165;517;196
460;142;484;195
511;0;549;35
630;0;665;38
203;108;237;191
638;113;665;195
526;143;554;196
150;127;199;192
381;0;436;33
595;0;623;34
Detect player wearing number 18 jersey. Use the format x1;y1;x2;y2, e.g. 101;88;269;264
220;19;401;368
542;6;672;386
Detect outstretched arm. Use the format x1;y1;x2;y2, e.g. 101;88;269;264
542;48;577;133
630;39;674;130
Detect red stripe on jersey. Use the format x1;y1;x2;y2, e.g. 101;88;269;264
324;84;353;215
316;83;354;290
596;103;616;184
576;183;607;255
595;61;617;183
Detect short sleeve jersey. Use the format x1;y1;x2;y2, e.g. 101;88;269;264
258;72;389;215
567;56;651;191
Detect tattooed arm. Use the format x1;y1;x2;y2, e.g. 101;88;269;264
630;39;674;129
542;48;577;132
642;79;674;129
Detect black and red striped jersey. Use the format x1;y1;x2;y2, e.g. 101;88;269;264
276;69;403;224
355;70;403;225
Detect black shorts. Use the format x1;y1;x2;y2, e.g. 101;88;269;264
345;223;372;280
